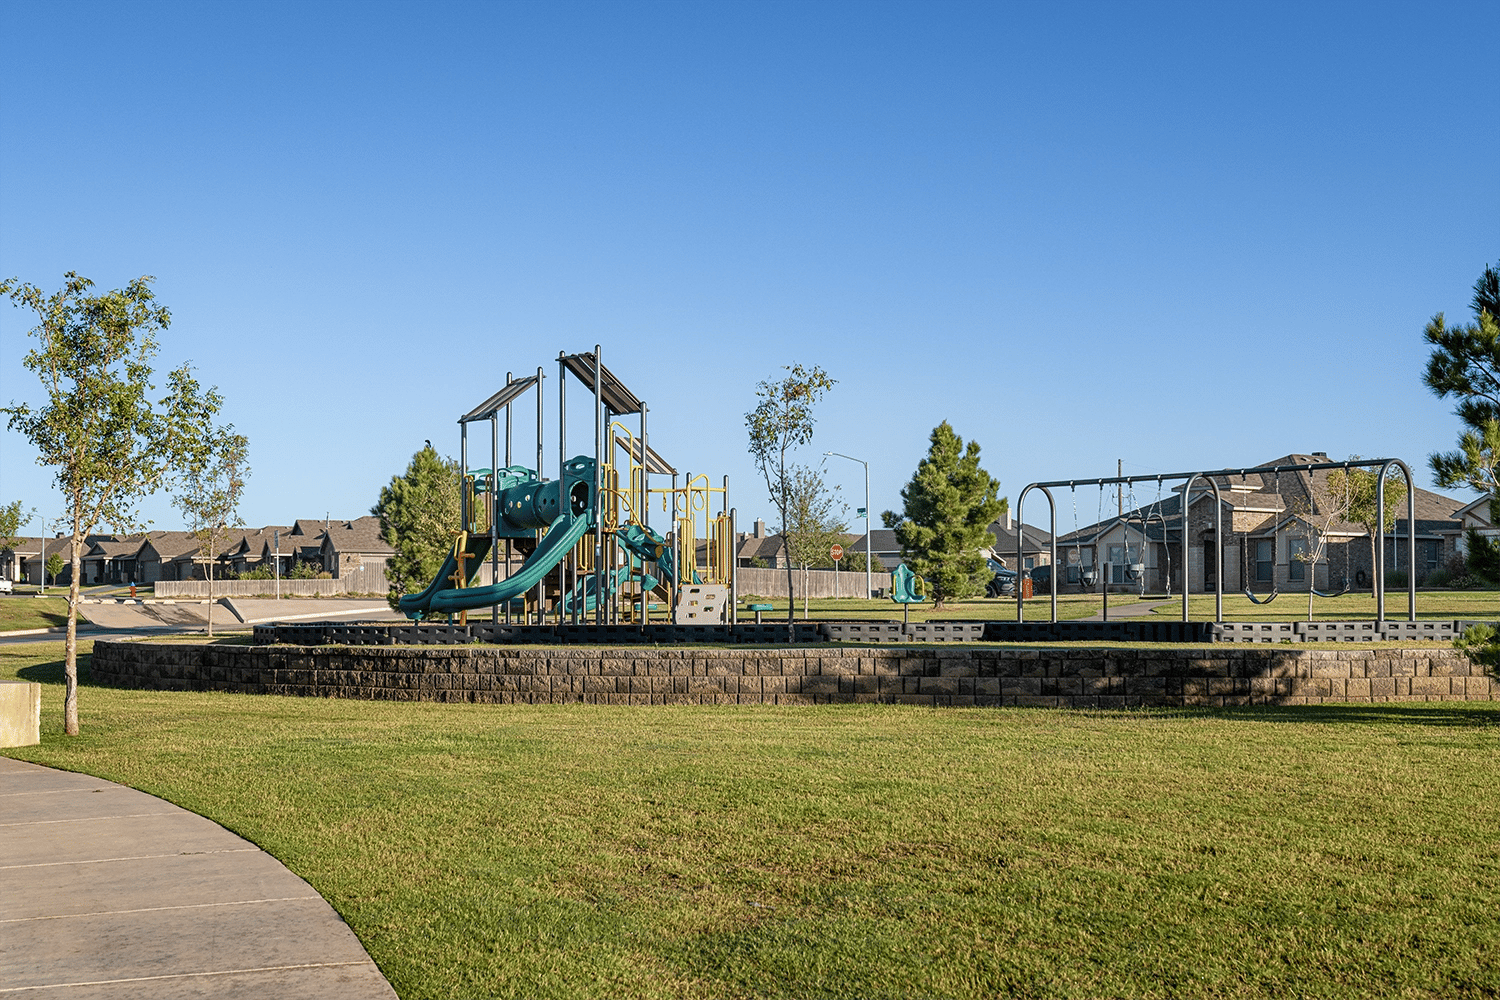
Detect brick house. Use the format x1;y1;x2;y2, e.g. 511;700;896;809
319;516;393;592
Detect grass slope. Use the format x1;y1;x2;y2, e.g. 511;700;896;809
0;596;70;632
4;642;1498;999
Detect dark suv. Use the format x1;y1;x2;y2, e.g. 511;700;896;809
984;559;1016;597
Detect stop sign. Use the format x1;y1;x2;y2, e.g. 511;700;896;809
830;544;844;560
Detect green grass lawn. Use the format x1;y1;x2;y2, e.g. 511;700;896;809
0;595;71;631
744;588;1499;625
1149;589;1500;623
5;641;1498;999
742;594;1111;622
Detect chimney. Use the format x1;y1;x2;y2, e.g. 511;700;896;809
1002;510;1013;530
1311;451;1328;460
754;519;765;538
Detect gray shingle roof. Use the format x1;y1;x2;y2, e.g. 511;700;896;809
322;516;393;555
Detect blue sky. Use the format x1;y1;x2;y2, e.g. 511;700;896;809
2;0;1496;539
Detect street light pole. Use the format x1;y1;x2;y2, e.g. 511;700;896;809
823;451;871;599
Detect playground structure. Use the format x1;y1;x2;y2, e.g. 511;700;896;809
1015;458;1418;624
397;349;738;625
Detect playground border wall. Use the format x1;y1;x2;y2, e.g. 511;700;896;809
90;641;1495;707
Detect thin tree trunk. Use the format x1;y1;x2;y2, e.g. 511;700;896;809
206;548;214;638
65;528;82;736
784;540;796;642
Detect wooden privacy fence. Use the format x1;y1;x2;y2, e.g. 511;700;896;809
737;566;891;599
153;574;386;598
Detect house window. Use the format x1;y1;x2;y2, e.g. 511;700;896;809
1288;537;1307;581
1024;557;1034;570
1108;543;1140;584
1421;540;1440;574
1255;539;1273;583
1066;548;1092;584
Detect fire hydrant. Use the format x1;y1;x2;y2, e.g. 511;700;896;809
129;584;137;599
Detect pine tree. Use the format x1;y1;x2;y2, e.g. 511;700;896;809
1424;261;1500;520
884;422;1006;607
373;444;461;610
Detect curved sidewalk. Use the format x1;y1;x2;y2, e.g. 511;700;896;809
0;757;397;998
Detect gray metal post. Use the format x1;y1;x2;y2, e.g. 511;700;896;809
1014;485;1056;623
1179;474;1224;623
504;372;513;625
535;366;544;624
864;462;871;598
1374;459;1418;622
459;421;468;530
670;472;679;620
558;353;568;625
639;401;649;627
729;506;738;625
593;347;603;625
491;412;499;622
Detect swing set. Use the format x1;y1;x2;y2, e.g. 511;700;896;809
1014;458;1418;624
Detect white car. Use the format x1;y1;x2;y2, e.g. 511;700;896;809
0;578;13;594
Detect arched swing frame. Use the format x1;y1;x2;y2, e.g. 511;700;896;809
1016;459;1416;624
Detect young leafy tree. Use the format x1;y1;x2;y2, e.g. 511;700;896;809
373;443;462;611
0;500;30;550
1289;470;1357;621
779;465;847;617
2;272;221;735
883;422;1006;607
1326;464;1407;593
0;500;33;582
745;364;836;632
833;547;885;574
45;553;65;586
171;393;249;637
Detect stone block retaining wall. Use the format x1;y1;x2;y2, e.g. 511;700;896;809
90;642;1495;707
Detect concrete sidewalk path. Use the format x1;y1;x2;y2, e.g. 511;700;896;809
221;599;400;625
0;757;397;999
1078;598;1176;621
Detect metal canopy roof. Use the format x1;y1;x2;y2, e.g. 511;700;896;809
613;435;676;476
561;352;643;415
459;375;540;423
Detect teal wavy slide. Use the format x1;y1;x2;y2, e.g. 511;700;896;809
401;512;596;618
396;535;493;617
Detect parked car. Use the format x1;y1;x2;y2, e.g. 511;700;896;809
985;560;1016;597
0;578;12;594
1026;564;1053;590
